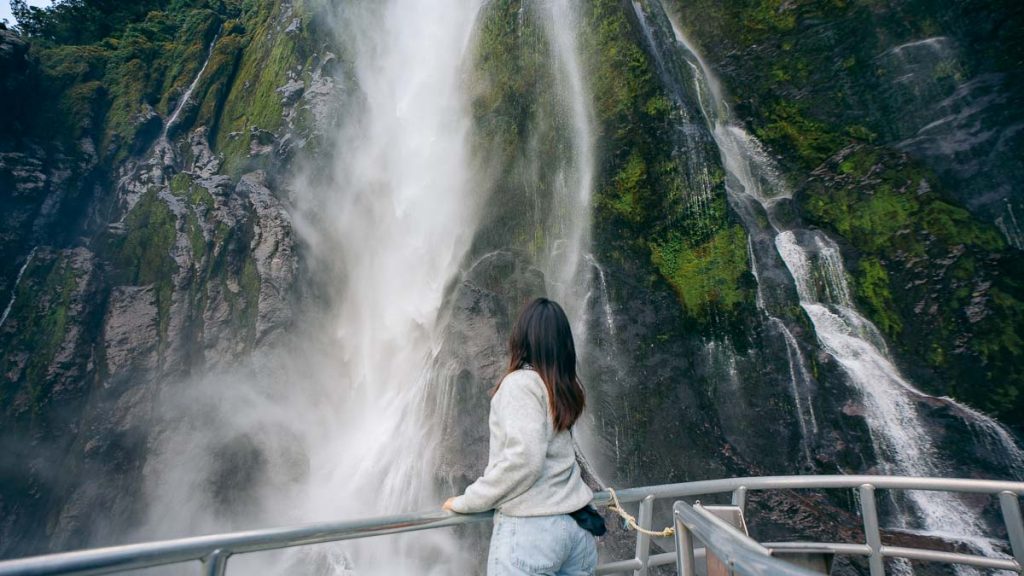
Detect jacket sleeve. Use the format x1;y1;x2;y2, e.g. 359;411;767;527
449;374;549;513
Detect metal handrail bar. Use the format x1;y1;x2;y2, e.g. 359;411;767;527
673;501;821;576
612;475;1024;576
596;550;695;574
0;475;1020;576
881;547;1017;571
762;542;872;555
590;474;1024;507
0;511;492;576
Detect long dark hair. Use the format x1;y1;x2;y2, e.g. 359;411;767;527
493;297;585;431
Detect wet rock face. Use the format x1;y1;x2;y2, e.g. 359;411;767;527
0;247;101;556
0;28;31;133
437;250;547;491
0;0;1021;570
667;0;1024;225
104;286;160;376
241;172;297;345
664;0;1024;428
0;0;342;557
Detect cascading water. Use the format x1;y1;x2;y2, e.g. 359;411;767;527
54;1;1020;573
291;0;484;572
0;247;37;329
996;199;1024;250
151;32;219;169
137;1;484;574
162;33;219;142
631;0;820;464
539;0;597;336
634;0;1023;569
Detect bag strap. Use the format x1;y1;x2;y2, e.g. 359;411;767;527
570;427;605;491
523;363;605;491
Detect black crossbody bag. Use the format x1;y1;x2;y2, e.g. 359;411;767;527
570;429;607;537
569;504;607;536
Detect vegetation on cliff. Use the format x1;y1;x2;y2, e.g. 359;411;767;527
671;0;1024;425
8;0;324;174
582;0;755;326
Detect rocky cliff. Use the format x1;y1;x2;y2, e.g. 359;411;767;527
0;0;336;555
0;0;1021;571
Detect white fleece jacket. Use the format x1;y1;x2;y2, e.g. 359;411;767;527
450;369;594;516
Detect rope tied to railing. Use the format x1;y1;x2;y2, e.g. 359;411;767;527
606;487;675;538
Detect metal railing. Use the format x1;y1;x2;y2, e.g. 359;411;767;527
672;500;821;576
0;475;1020;576
592;475;1024;576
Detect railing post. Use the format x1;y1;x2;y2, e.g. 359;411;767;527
731;486;747;515
201;549;230;576
859;484;885;576
1000;491;1024;571
633;495;654;576
674;517;696;576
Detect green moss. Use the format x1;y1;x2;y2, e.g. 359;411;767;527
803;146;1024;421
744;0;796;33
608;152;647;223
193;32;243;131
855;256;901;337
0;253;81;414
975;288;1024;360
33;44;108;138
581;0;748;329
755;101;843;169
846;124;877;143
587;0;658;137
926;343;946;367
155;10;221;115
210;1;314;173
169;172;215;211
670;0;1024;424
186;212;207;263
27;5;243;160
169;172;191;196
837;147;877;177
645;95;672;118
470;0;547;160
114;190;178;341
920;201;1004;250
650;226;752;318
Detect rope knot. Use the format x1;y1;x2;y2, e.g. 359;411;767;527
606;487;676;537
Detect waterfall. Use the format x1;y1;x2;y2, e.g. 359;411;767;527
136;2;485;574
290;0;485;572
996;199;1024;250
540;0;597;338
642;0;1022;567
585;254;617;340
162;33;219;141
0;247;37;330
631;0;819;463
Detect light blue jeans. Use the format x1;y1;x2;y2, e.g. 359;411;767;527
487;511;598;576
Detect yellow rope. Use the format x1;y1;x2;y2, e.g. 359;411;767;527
606;487;675;538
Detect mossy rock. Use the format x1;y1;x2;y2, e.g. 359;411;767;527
651;225;754;319
109;190;179;341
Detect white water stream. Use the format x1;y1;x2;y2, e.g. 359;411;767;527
122;2;1020;574
162;33;219;141
293;1;484;572
630;0;821;463
541;0;597;337
0;247;37;330
141;2;485;574
652;2;1021;568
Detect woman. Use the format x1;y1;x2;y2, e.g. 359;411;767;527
443;297;602;576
